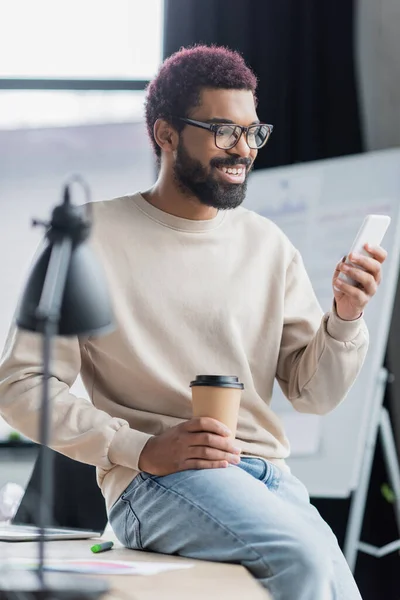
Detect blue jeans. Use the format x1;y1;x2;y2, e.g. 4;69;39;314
109;458;362;600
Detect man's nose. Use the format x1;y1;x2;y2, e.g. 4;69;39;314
227;132;252;159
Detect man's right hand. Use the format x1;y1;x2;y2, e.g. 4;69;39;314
138;417;242;476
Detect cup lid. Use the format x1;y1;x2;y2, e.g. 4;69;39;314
190;375;244;389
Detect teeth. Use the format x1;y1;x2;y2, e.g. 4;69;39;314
221;167;243;175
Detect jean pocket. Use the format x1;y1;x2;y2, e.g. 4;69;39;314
121;496;143;550
262;460;281;491
239;457;268;480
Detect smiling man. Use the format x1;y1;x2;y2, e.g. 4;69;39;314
0;46;387;600
142;47;268;218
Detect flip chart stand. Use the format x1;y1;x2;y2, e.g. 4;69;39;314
344;368;400;572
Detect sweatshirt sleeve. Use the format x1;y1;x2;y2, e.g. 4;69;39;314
0;326;152;471
276;250;369;415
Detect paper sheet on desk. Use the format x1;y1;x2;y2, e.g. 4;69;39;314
6;558;194;575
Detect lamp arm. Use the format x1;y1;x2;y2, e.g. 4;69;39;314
34;236;73;582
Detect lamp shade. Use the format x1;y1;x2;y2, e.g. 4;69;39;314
17;238;114;337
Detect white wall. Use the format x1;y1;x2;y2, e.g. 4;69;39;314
356;0;400;151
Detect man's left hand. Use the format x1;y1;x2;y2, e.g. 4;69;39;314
332;244;387;321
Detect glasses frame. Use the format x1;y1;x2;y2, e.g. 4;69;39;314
176;117;273;150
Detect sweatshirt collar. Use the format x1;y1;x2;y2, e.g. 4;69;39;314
131;193;226;232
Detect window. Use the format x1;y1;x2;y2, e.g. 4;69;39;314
0;0;164;129
1;0;163;79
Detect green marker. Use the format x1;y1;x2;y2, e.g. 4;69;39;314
91;541;114;554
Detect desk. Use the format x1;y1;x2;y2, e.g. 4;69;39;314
0;536;270;600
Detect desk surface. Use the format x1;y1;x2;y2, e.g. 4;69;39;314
0;536;270;600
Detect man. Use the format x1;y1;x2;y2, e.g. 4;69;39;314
0;45;387;599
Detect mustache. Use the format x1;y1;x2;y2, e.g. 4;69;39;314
210;157;252;170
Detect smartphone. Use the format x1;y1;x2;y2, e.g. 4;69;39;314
337;214;391;287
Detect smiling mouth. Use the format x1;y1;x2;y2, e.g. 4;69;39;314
215;165;247;184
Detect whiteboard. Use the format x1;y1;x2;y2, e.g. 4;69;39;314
245;148;400;498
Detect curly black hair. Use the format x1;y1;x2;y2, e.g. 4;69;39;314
144;44;258;159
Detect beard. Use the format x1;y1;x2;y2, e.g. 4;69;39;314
173;141;252;210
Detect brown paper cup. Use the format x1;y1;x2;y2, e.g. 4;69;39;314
190;375;244;437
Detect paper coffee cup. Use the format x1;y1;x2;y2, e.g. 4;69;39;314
190;375;244;437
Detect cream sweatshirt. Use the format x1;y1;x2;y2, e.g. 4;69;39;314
0;193;369;510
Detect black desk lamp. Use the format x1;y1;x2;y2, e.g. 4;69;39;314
0;176;113;600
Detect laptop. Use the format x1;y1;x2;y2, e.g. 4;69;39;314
4;449;108;542
0;524;103;542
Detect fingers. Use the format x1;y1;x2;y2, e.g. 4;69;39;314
338;263;378;295
334;277;369;304
180;418;242;472
188;446;240;464
333;256;347;278
336;244;386;285
190;431;241;453
184;416;232;437
347;253;382;284
363;243;388;264
184;459;230;470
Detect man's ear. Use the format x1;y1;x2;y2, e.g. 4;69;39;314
153;119;179;154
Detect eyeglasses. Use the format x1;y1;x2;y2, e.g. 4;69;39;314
177;117;273;150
